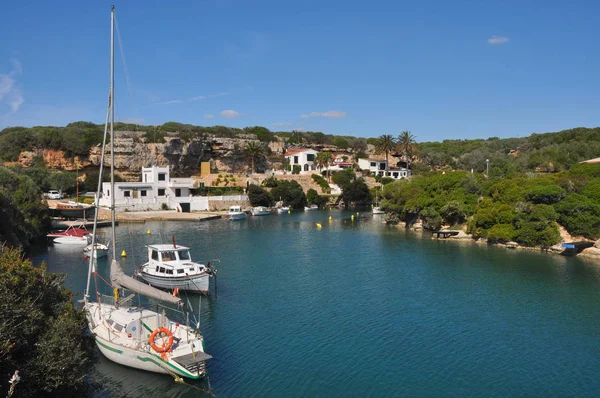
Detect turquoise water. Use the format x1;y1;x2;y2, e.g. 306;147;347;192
30;211;600;397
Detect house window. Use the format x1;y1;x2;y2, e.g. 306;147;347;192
107;190;110;197
393;172;399;178
304;164;309;171
158;173;166;181
370;162;376;167
307;154;315;162
175;188;182;197
294;156;299;164
379;163;386;170
140;190;147;197
124;190;131;197
158;189;166;196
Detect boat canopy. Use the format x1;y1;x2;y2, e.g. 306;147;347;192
110;259;182;305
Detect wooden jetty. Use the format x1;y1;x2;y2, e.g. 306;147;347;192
432;230;460;239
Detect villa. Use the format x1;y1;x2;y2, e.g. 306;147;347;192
98;165;246;212
358;158;411;179
285;148;318;174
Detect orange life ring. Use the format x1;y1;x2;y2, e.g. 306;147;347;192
149;327;174;353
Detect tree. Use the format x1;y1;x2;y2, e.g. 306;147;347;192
316;152;333;181
247;184;273;207
0;247;95;397
306;188;320;206
270;180;307;209
374;134;395;172
397;130;417;170
244;141;265;174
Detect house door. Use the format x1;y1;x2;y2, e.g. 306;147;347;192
180;203;190;212
175;188;182;197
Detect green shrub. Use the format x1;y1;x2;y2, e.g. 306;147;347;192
311;174;331;193
306;188;320;206
555;194;600;238
420;207;442;230
525;185;566;204
248;184;273;207
263;176;279;187
292;165;301;174
380;177;395;185
161;203;169;210
486;224;515;243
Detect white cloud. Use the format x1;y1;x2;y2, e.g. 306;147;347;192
488;35;509;45
118;117;144;124
272;122;292;127
220;109;240;119
300;110;347;119
0;58;24;114
204;114;214;119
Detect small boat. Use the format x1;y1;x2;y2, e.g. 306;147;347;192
54;201;95;219
276;206;290;214
84;242;109;258
47;224;91;245
304;204;319;211
228;205;247;220
372;185;385;214
137;242;216;294
251;206;271;216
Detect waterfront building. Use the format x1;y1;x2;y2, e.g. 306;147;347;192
358;158;411;179
285;148;319;174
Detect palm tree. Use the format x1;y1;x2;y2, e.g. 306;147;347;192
316;152;334;181
374;134;396;172
245;141;265;174
397;131;417;170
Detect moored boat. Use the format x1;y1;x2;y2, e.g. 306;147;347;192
276;206;290;214
228;205;247;220
137;242;216;294
304;204;319;211
251;206;271;216
48;224;91;245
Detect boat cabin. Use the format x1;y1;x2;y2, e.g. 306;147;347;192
229;205;243;213
146;244;206;277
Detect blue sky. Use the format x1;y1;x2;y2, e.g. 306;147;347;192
1;0;599;141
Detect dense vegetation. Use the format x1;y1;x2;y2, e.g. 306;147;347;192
258;179;307;209
0;247;95;397
0;166;50;247
381;163;600;246
331;169;372;207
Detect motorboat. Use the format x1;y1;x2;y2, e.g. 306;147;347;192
47;224;91;245
372;206;385;214
251;206;271;216
137;242;216;294
276;206;290;214
304;204;319;211
228;205;247;220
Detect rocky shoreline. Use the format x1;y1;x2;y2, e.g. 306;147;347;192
390;221;600;261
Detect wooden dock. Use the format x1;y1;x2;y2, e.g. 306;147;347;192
561;241;595;254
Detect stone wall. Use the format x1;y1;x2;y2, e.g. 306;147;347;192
208;199;250;211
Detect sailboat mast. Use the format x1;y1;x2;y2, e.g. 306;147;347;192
110;5;116;262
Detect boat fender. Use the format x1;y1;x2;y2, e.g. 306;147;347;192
149;327;174;353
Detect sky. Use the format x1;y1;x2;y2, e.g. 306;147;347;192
1;0;599;141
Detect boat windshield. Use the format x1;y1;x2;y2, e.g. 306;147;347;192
160;250;177;262
178;250;191;260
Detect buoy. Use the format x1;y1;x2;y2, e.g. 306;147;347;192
121;250;127;257
129;231;133;234
329;216;332;221
316;223;322;228
351;215;355;221
147;229;151;235
357;211;360;215
288;210;290;214
84;255;89;260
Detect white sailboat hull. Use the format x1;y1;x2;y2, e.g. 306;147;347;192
372;207;385;214
86;302;210;379
84;243;109;258
140;272;210;294
276;207;290;214
53;236;90;245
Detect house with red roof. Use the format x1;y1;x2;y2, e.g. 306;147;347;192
284;148;319;174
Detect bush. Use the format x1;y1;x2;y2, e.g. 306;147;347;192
525;185;566;204
270;180;307;209
248;184;273;207
420;207;442;230
0;247;95;396
486;224;516;243
311;174;331;194
380;177;395;185
306;188;320;206
262;176;279;188
292;165;301;174
555;194;600;238
161;203;169;210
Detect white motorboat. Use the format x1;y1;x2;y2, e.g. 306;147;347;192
228;205;247;220
251;206;271;216
83;6;211;380
304;204;319;211
137;242;216;294
276;206;290;214
48;225;91;245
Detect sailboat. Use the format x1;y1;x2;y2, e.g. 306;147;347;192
83;6;211;379
372;185;384;214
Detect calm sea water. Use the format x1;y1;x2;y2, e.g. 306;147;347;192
29;211;600;397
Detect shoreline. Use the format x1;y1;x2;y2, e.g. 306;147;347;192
389;221;600;261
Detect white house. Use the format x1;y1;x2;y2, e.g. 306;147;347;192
358;158;411;180
285;148;318;174
99;166;206;211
